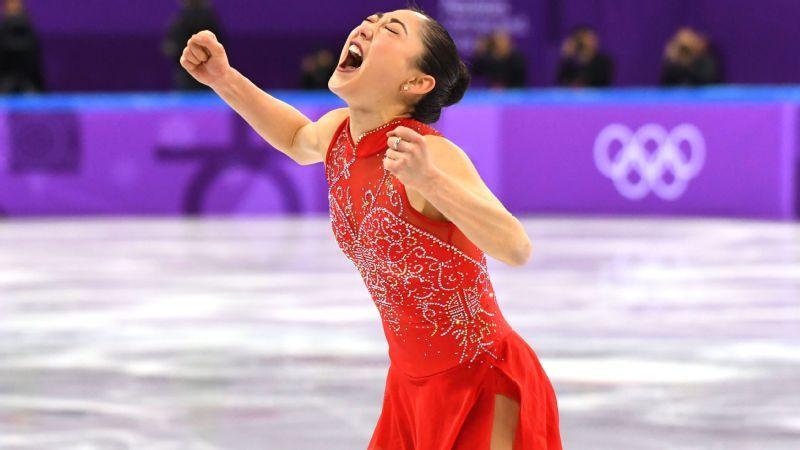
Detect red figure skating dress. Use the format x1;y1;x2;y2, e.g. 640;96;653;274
324;115;562;449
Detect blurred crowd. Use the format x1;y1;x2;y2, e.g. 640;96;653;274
299;25;722;91
659;27;720;86
556;26;614;88
161;0;224;91
0;0;724;94
471;30;527;89
475;26;720;89
0;0;43;92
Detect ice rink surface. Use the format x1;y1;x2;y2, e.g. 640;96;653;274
1;216;798;449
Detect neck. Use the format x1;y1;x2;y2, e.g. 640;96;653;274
348;103;412;144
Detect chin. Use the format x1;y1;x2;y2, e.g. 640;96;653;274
329;63;395;108
328;71;363;104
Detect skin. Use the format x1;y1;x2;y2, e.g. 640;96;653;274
665;27;708;64
5;0;23;15
180;9;528;448
561;29;600;62
491;30;513;58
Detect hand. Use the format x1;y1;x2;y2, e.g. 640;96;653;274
384;126;442;193
180;30;231;88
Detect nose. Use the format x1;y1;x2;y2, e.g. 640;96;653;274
355;21;374;40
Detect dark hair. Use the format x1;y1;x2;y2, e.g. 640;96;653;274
406;6;470;124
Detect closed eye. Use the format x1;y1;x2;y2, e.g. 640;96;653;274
364;14;403;35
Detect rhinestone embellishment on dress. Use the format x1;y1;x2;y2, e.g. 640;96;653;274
325;118;508;371
353;118;404;147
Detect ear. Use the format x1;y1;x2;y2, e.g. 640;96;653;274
404;74;436;96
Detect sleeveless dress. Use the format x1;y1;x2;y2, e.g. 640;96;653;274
324;115;562;449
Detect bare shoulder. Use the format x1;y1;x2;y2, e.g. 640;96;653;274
422;134;507;210
316;107;349;161
422;134;475;175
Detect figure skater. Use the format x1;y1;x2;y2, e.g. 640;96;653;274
179;7;562;449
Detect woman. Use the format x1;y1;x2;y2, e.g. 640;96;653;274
180;7;562;449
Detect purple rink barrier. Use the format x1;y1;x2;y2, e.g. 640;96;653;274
0;88;798;220
501;103;797;219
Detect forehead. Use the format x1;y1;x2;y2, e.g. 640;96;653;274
371;9;429;31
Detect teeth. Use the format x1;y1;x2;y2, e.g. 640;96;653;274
348;44;362;57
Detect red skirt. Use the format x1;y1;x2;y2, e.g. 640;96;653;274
368;329;562;449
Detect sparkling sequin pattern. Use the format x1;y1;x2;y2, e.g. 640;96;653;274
324;116;512;378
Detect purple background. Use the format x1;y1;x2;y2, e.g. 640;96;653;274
0;90;797;220
9;0;800;91
501;103;795;218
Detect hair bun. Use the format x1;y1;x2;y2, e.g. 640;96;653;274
444;60;471;107
408;8;471;124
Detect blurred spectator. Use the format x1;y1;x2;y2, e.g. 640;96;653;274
162;0;224;91
471;30;526;89
300;49;336;89
556;26;613;87
660;27;720;86
0;0;45;93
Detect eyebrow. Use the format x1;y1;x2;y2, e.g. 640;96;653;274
368;12;408;35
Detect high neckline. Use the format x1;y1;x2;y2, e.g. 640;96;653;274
346;116;410;158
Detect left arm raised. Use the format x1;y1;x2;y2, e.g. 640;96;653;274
384;127;532;266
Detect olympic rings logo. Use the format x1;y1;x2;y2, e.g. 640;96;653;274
593;123;706;201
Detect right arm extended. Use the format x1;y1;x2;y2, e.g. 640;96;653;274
180;30;347;165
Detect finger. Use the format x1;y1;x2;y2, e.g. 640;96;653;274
395;139;415;154
188;42;209;62
385;136;400;152
182;48;200;66
198;30;217;42
191;42;211;61
385;136;416;153
383;156;405;173
401;138;418;153
385;148;409;161
195;32;222;57
180;54;197;70
183;47;200;65
387;126;425;146
382;156;396;172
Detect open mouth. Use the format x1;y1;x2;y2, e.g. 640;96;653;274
338;42;364;72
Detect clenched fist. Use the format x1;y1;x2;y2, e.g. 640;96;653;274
383;126;442;193
180;30;231;88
